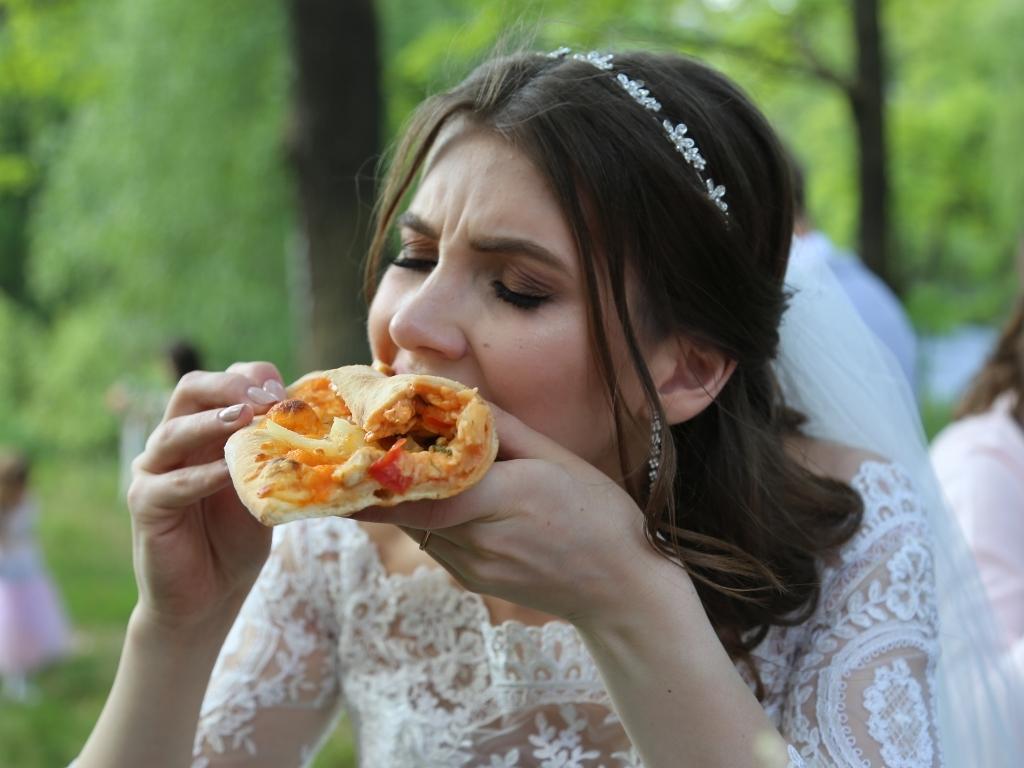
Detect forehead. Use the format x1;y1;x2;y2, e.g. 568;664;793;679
410;123;576;252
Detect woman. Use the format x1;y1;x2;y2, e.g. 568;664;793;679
74;49;1009;767
931;264;1024;658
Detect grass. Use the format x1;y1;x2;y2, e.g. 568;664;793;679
0;454;355;767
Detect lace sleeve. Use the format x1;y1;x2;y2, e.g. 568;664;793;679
784;463;941;767
192;518;345;767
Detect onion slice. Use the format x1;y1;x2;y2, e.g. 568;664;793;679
262;416;365;459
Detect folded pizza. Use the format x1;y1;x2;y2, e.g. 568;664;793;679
224;364;498;526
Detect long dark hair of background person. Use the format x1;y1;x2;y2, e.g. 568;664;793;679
956;241;1024;426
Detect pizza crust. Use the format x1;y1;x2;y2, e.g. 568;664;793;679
224;365;498;526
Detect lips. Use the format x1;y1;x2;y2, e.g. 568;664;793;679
392;360;476;387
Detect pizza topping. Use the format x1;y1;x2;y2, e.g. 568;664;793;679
368;438;412;494
334;448;376;488
328;416;368;454
291;375;349;409
266;398;326;436
305;465;336;503
284;448;328;466
263;417;350;460
383;400;415;428
429;437;452;455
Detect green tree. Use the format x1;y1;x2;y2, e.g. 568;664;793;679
286;0;379;370
23;0;293;451
0;0;90;313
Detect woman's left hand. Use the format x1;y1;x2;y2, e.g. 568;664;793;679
352;404;661;625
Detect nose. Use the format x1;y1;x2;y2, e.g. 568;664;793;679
388;270;469;361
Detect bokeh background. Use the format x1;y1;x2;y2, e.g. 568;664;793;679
0;0;1021;764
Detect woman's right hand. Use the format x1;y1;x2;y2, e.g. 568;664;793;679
126;361;285;634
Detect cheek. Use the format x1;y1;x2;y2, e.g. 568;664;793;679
480;315;616;466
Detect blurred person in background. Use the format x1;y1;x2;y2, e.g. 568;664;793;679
0;452;72;701
788;156;918;390
165;338;204;382
107;338;204;497
931;239;1024;664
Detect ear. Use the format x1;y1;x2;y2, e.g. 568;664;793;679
648;336;737;425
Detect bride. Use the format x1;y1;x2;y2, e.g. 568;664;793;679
74;48;1021;767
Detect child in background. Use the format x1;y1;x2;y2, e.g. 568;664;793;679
0;452;72;700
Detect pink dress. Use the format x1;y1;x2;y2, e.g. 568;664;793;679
931;393;1024;668
0;495;72;676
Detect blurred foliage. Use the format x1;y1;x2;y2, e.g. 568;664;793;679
2;0;294;453
0;0;1021;458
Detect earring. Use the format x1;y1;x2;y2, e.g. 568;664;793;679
648;411;662;494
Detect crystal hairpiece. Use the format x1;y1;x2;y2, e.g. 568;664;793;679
546;47;728;215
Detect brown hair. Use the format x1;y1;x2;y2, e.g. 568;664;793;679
364;50;863;691
955;297;1024;424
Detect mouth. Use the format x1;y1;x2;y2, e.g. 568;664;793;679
391;361;487;399
389;356;439;379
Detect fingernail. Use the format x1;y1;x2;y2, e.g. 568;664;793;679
247;386;278;405
218;404;245;422
263;379;287;400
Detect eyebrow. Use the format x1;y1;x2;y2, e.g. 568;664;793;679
397;211;570;275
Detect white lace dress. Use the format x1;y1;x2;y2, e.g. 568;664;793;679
191;461;941;767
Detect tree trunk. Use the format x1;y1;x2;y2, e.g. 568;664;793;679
286;0;380;370
849;0;893;291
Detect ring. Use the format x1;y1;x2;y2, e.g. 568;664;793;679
418;530;433;551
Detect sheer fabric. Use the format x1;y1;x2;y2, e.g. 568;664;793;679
931;392;1024;649
191;460;940;768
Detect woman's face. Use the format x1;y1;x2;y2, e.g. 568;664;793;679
368;125;639;479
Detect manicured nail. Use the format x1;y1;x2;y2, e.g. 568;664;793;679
263;379;287;400
247;386;278;405
218;404;245;422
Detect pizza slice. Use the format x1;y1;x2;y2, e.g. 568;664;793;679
224;364;498;525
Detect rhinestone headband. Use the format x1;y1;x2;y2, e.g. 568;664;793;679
546;47;728;215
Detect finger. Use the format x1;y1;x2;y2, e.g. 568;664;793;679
353;497;454;530
164;370;281;420
139;404;255;473
398;525;466;560
398;524;444;550
132;458;233;510
225;361;286;395
398;526;475;586
489;402;574;463
351;461;531;530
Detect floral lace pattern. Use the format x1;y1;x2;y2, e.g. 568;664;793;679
192;461;940;767
864;659;933;768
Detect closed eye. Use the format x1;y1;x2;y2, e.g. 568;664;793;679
391;249;436;271
492;280;550;310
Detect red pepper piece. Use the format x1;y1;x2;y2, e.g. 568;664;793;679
368;438;412;493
